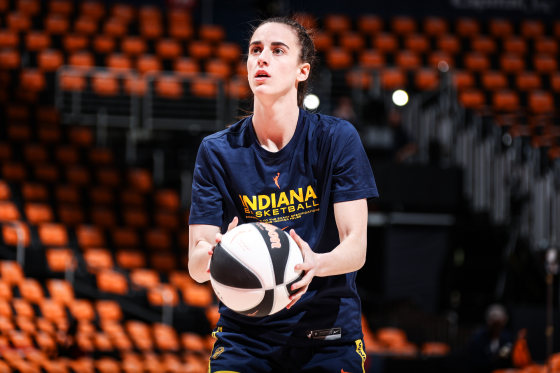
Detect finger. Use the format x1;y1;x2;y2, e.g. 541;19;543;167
289;229;303;248
227;216;239;231
290;273;313;292
215;233;223;243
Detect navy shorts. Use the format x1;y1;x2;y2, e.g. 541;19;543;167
208;328;367;373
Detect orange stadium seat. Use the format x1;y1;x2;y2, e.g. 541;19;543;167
533;54;557;74
471;35;497;54
38;49;64;72
357;14;383;34
391;16;416;35
19;278;44;304
199;24;226;42
423;17;447;36
528;91;554;114
324;14;351;34
0;261;24;285
458;89;485;110
84;248;114;271
25;31;50;51
130;268;160;289
191;76;218;98
515;71;541;91
63;33;89;52
47;279;74;305
60;71;86;92
111;2;135;22
93;34;116;54
373;33;398;53
45;248;74;273
45;14;70;34
80;1;105;20
205;59;231;79
488;18;513;38
312;31;332;53
492;90;520;112
534;37;557;55
57;204;86;226
38;223;69;247
359;50;385;70
153;323;180;351
456;18;480;37
155;76;183;98
92;71;120;96
174;57;200;76
339;31;365;52
415;68;439;91
116;249;146;270
404;34;430;53
106;53;132;70
50;0;73;15
325;48;353;70
24;203;54;224
0;201;20;222
112;227;140;248
96;300;123;322
121;36;147;56
7;11;31;32
74;15;98;35
520;19;544;39
148;284;179;307
395;50;421;70
436;34;460;55
217;42;242;63
0;49;20;70
156;38;182;60
380;68;406;90
154;189;180;211
91;207;117;228
500;53;525;73
503;36;527;55
464;52;490;72
97;269;128;295
481;71;508;91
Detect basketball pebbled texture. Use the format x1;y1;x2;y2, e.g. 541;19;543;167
209;222;303;317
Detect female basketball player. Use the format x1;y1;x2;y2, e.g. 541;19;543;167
188;17;378;373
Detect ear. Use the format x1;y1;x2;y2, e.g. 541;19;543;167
296;62;311;82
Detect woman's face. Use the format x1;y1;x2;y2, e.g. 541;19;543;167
247;22;310;103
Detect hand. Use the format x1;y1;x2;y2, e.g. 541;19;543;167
286;229;317;309
206;217;239;273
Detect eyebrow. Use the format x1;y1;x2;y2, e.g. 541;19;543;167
249;41;290;49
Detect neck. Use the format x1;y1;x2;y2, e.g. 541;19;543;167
252;96;300;152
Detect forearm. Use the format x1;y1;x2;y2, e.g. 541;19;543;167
188;239;213;283
188;224;221;283
315;233;366;277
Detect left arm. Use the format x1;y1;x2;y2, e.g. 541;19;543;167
287;198;368;307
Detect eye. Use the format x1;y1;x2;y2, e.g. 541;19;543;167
250;46;262;54
272;48;285;55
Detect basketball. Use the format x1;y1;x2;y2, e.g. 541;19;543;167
209;222;304;317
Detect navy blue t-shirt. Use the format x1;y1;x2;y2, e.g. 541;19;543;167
189;108;378;346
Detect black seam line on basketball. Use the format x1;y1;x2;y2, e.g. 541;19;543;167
239;288;274;317
254;223;290;286
210;242;261;289
286;272;305;296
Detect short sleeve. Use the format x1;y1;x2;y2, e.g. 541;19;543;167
331;124;379;203
189;141;224;226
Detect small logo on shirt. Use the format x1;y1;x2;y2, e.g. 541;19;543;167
211;346;224;359
341;369;351;373
273;172;281;189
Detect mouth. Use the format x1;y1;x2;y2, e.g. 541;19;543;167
254;70;270;80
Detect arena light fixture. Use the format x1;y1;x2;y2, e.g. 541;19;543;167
303;94;320;110
392;89;409;107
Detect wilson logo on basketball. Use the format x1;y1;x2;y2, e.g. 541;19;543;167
261;222;281;249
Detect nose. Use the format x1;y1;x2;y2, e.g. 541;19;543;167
257;50;268;65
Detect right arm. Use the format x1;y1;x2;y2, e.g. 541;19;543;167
188;224;220;283
188;217;239;283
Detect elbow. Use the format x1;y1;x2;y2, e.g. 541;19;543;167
188;262;209;284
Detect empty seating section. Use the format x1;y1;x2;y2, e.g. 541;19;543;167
1;2;559;370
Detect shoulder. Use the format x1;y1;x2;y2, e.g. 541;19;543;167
200;117;250;151
304;111;359;144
